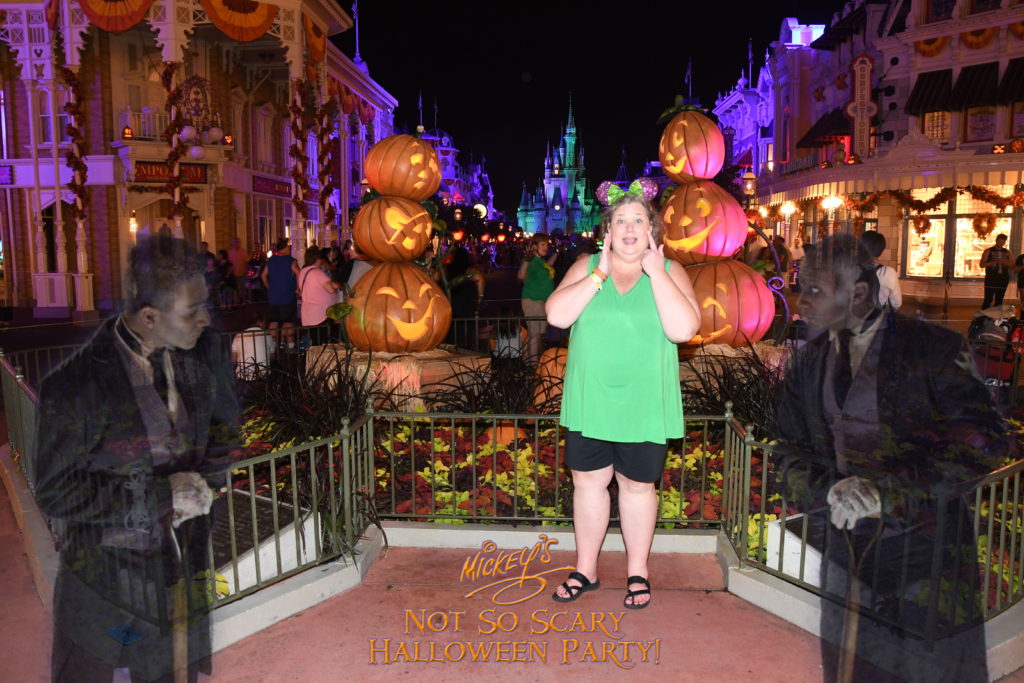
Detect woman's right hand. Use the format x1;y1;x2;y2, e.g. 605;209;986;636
597;229;612;274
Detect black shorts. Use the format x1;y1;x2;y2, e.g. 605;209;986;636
267;302;296;323
564;431;667;483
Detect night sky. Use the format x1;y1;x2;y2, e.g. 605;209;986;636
332;1;845;220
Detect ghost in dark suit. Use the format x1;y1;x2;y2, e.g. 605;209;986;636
775;234;1007;683
34;235;239;683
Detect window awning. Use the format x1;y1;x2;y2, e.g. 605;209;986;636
735;148;753;168
796;108;850;148
950;62;999;109
998;58;1024;105
905;69;953;115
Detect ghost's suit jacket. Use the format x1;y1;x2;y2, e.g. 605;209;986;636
34;318;238;682
775;312;1008;683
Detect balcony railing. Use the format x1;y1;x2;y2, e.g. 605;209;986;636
118;108;170;141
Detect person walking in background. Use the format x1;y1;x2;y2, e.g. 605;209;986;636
444;246;485;350
227;237;248;304
546;184;700;610
518;234;558;364
298;245;342;347
860;230;902;311
261;238;300;348
980;233;1011;310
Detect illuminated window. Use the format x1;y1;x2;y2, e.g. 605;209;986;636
37;90;70;144
926;0;955;22
906;218;946;277
1011;102;1024;138
965;106;996;142
953;190;1013;278
922;111;950;144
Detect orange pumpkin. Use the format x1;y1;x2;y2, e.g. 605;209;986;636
353;196;433;262
658;111;725;183
345;262;452;352
364;134;441;201
685;260;775;347
660;181;748;264
532;346;567;410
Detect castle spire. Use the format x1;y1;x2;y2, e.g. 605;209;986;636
567;93;576;133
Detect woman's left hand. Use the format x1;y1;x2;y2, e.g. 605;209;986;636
641;230;665;276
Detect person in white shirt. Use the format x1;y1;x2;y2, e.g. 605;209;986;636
231;315;276;380
860;230;902;311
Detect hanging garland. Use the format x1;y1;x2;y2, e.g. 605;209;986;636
289;78;312;221
961;27;997;50
915;36;948;57
159;62;190;218
316;95;339;231
53;27;88;223
973;212;998;238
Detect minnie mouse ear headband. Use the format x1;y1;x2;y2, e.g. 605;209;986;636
595;178;659;206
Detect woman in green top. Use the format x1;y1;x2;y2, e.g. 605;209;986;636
518;234;558;364
546;189;700;609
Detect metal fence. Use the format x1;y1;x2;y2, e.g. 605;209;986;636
215;415;374;606
0;351;39;483
723;424;1024;645
370;409;730;527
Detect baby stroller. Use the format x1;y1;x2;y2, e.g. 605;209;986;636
967;304;1023;409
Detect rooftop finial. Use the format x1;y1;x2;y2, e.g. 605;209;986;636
352;1;367;72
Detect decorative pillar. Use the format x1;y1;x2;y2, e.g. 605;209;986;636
289;77;309;256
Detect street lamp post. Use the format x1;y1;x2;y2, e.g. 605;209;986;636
740;170;790;342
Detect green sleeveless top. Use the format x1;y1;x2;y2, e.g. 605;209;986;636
560;254;683;444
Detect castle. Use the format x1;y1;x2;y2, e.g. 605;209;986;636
516;102;600;234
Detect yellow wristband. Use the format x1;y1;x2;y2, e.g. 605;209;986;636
592;267;608;281
589;272;603;291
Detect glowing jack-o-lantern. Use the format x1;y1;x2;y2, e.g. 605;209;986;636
658;111;725;183
353;196;433;262
685;260;775;347
345;262;452;352
660;181;748;265
532;346;567;412
364;134;442;201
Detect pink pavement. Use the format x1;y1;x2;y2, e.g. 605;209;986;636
212;547;823;682
6;481;1024;682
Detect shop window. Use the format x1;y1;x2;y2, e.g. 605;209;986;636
964;106;996;142
954;215;1012;277
922;111;950;144
906;219;946;277
926;0;955;22
1011;102;1024;138
254;198;274;252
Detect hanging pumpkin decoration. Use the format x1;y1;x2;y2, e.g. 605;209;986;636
353;196;433;262
660;181;748;264
532;346;567;411
685;260;775;347
364;134;442;201
345;262;452;353
658;110;725;183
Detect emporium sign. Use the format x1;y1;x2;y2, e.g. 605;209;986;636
134;162;207;184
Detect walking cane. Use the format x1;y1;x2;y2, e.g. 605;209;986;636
836;520;884;683
167;519;190;683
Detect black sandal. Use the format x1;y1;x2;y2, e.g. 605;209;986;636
623;575;651;610
552;571;600;603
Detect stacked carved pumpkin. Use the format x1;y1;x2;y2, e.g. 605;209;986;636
658;111;774;346
346;134;452;352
